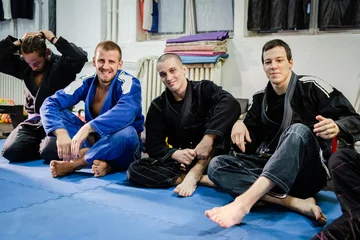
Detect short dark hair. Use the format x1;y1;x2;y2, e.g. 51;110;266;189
157;53;183;65
94;41;122;60
261;39;292;64
21;35;47;57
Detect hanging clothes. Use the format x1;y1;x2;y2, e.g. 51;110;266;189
2;0;11;20
0;1;4;21
10;0;34;20
247;0;310;32
319;0;360;29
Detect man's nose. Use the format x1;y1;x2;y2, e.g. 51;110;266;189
270;61;277;69
102;61;109;69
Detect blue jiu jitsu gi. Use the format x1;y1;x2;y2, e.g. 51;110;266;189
40;70;144;169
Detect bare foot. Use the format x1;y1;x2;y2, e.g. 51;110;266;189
294;197;327;225
50;160;75;178
92;160;112;177
205;200;249;228
199;175;216;188
174;174;198;197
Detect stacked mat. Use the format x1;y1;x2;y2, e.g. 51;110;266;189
165;32;230;65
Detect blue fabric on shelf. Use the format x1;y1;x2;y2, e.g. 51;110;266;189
180;54;229;64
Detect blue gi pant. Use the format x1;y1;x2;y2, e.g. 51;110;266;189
40;110;140;169
208;123;328;199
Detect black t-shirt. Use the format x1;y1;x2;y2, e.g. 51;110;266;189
168;93;184;114
266;86;285;124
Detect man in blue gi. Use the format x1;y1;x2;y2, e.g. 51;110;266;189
40;41;144;177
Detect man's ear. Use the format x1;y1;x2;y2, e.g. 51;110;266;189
92;57;96;67
289;58;293;69
45;48;51;60
118;60;123;70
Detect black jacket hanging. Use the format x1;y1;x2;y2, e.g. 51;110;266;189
10;0;34;20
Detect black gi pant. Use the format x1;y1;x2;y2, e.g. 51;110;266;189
1;122;57;162
312;148;360;240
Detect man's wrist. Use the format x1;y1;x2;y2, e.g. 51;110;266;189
50;36;57;44
203;134;216;144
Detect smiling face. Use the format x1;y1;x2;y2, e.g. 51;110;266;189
263;46;293;95
157;56;187;99
93;47;123;86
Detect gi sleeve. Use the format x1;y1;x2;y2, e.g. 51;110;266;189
312;81;360;144
40;80;89;135
0;35;28;79
201;80;241;139
145;98;177;162
53;36;88;86
88;77;142;137
243;92;265;152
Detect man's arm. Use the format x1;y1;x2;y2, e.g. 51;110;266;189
234;92;264;153
144;98;178;162
0;35;27;79
40;79;89;136
312;82;360;143
41;30;88;87
201;80;241;139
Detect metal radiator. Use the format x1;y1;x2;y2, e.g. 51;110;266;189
137;58;223;115
0;73;24;105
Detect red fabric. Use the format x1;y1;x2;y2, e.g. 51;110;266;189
332;138;338;153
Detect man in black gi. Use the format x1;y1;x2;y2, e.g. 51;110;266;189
312;148;360;240
127;53;240;197
0;30;88;162
205;39;360;228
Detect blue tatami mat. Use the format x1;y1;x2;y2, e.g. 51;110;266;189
0;139;342;240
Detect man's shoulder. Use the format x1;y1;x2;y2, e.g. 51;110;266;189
116;70;140;94
297;75;335;96
252;88;266;98
117;70;137;82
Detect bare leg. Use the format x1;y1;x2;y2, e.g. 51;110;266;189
92;160;113;177
174;159;209;197
50;148;89;178
205;176;326;228
199;175;216;188
262;195;327;225
205;176;274;228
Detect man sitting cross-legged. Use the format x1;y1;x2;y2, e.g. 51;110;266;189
205;39;360;228
127;53;240;197
40;41;144;177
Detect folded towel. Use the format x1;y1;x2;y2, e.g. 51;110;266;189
180;54;229;64
166;31;229;44
164;44;227;52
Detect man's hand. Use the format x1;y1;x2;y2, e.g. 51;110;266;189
313;115;340;139
39;30;56;43
71;123;94;159
54;128;72;162
194;134;215;160
171;149;197;165
231;120;252;153
13;32;39;46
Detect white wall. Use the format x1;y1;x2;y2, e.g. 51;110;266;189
62;0;358;105
1;0;359;105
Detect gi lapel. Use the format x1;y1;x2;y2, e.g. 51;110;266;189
258;71;298;157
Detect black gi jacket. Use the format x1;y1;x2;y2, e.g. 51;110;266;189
145;80;241;163
0;35;88;115
243;72;360;159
